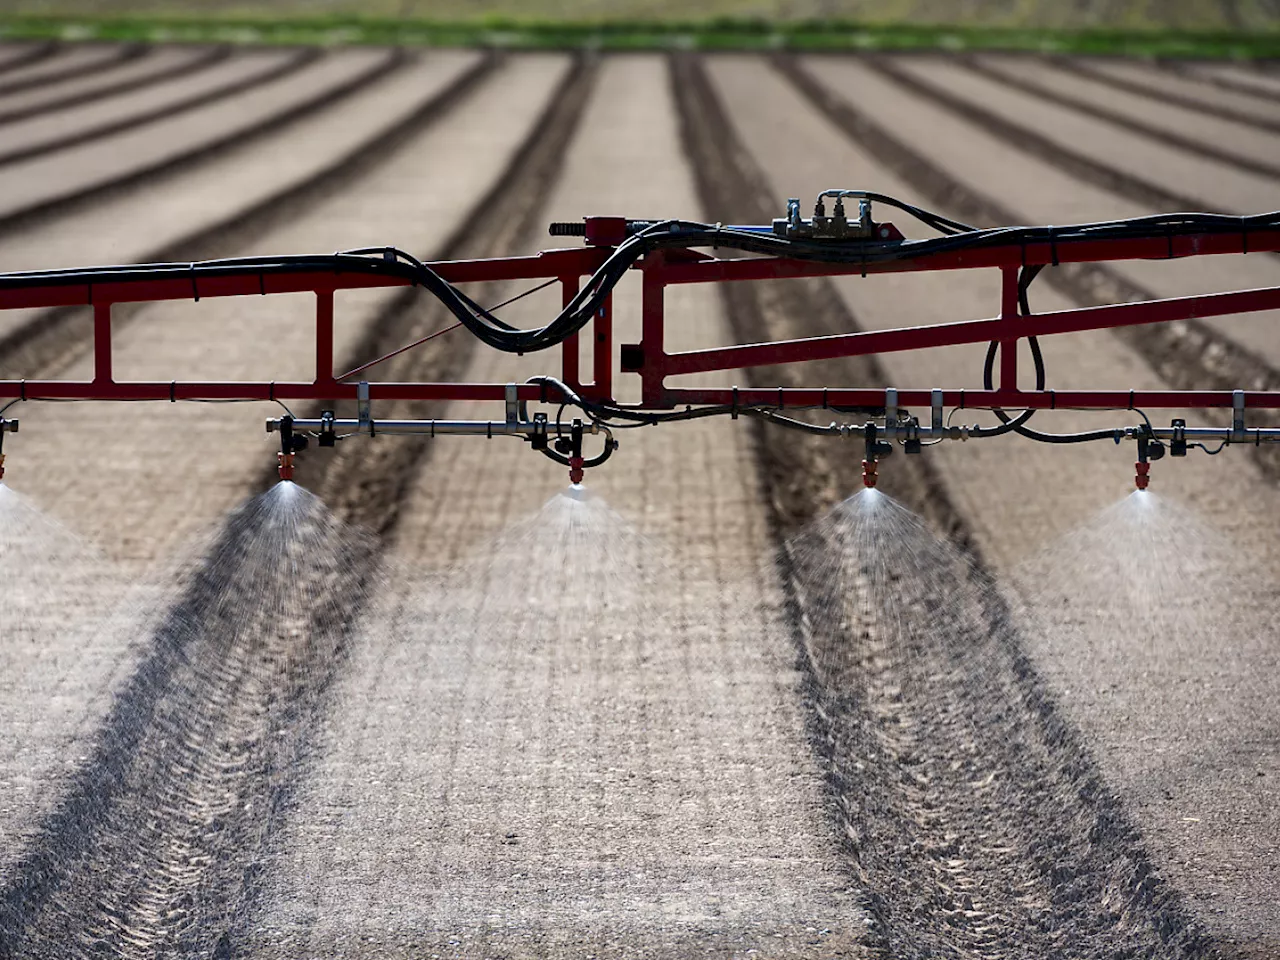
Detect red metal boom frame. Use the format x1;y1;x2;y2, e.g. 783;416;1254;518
3;218;1279;413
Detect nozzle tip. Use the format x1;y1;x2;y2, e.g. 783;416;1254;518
862;459;878;488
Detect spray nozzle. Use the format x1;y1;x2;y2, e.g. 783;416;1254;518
276;415;308;481
1135;430;1164;490
862;423;894;488
568;418;585;485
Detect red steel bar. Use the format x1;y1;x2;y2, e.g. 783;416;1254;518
656;286;1280;378
592;292;613;400
639;252;666;407
315;288;335;389
2;225;1279;415
999;266;1018;392
92;301;112;385
559;274;581;391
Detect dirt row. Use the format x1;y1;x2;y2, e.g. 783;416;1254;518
1188;62;1280;99
0;49;491;364
244;54;862;958
1064;58;1280;132
0;52;574;955
0;47;311;167
706;53;1278;954
0;43;135;98
0;46;404;226
960;55;1280;182
794;55;1280;481
0;45;1276;957
0;43;225;123
0;42;57;76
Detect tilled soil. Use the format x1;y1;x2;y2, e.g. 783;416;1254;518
0;47;399;223
677;53;1208;959
0;44;223;125
0;42;1277;959
244;53;863;959
710;52;1280;954
792;54;1280;482
0;52;571;956
0;44;134;100
0;47;305;165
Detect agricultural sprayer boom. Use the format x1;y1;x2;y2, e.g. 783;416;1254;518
1;192;1278;490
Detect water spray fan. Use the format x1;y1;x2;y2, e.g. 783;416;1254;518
0;193;1278;492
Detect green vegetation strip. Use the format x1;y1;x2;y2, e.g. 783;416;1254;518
1;15;1278;59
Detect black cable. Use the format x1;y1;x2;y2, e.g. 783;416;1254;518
980;264;1125;444
2;205;1275;360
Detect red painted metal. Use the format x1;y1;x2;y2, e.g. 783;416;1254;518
2;220;1279;414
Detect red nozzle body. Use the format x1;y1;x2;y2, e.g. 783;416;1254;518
278;452;295;482
569;456;584;485
1135;461;1150;490
862;458;878;489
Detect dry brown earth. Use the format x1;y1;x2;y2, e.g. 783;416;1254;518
714;54;1280;953
0;43;207;118
802;56;1280;400
1073;58;1280;125
246;53;863;959
0;44;1278;958
0;43;129;96
970;54;1280;172
0;47;394;220
0;49;481;350
0;43;49;72
887;55;1278;214
0;47;298;162
0;54;574;954
1189;63;1280;98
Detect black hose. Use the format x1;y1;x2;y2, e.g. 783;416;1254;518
2;206;1274;361
980;264;1123;444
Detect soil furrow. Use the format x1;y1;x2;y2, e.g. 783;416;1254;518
956;56;1280;182
673;51;1205;959
0;48;319;169
0;44;231;127
1051;58;1280;136
0;51;495;386
866;55;1220;215
0;43;143;98
776;55;1280;485
0;55;594;958
0;47;405;235
1163;61;1280;103
0;42;57;77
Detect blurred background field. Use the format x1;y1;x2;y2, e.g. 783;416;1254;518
0;1;1278;31
1;1;1278;57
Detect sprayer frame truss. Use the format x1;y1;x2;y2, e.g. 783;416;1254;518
1;217;1278;415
